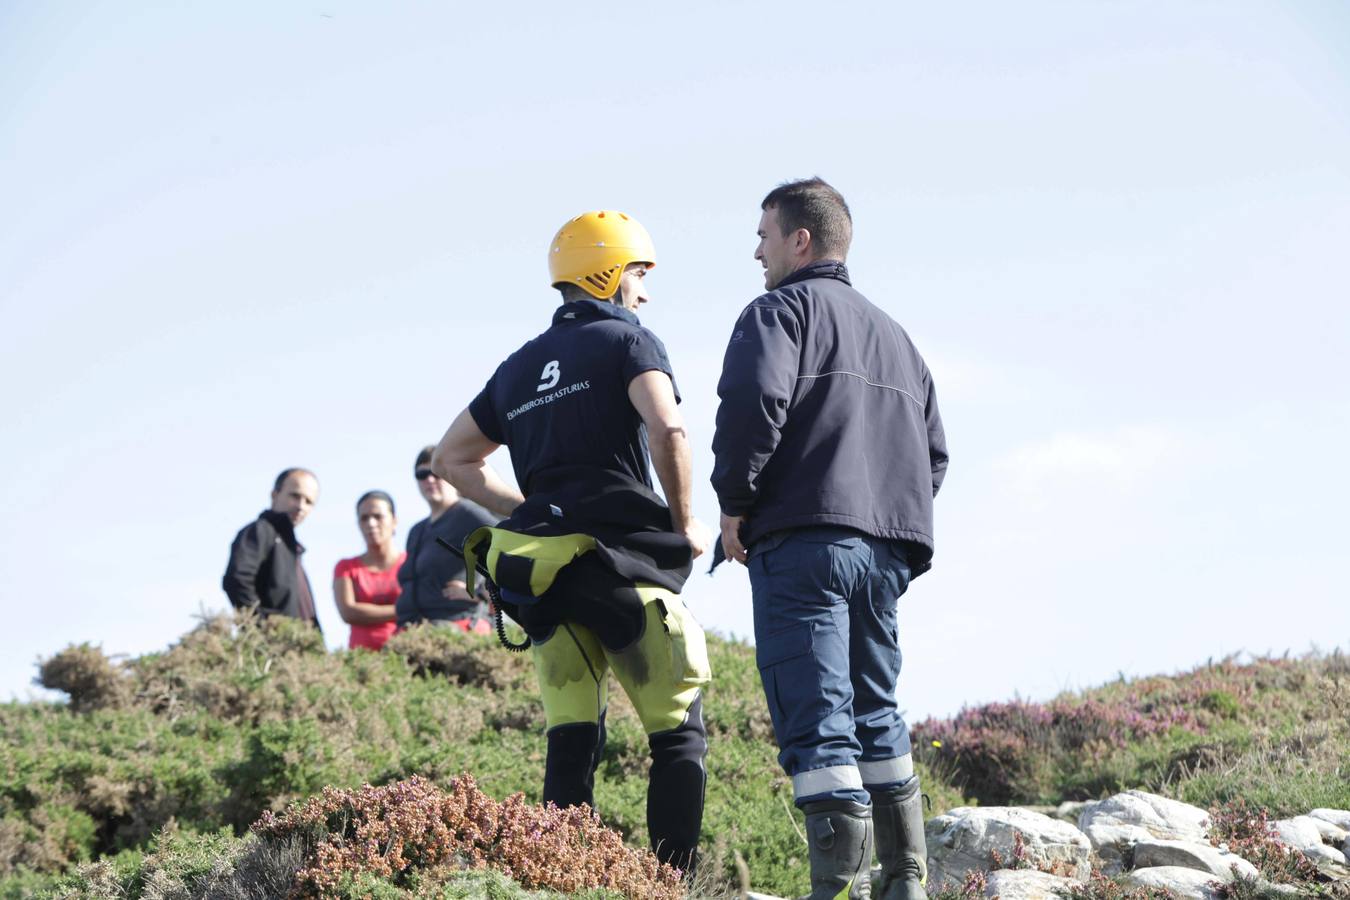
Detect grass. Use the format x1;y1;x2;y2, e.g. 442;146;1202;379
2;613;1346;898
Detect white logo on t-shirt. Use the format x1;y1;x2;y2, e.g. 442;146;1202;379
536;360;561;392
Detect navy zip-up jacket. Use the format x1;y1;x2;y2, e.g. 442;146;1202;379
710;260;948;575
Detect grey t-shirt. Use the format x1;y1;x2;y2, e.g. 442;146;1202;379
395;500;496;627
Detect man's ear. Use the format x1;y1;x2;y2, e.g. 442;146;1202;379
792;228;812;254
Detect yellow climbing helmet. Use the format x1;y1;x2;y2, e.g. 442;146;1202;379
548;210;657;300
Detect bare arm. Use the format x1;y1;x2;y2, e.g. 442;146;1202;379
333;576;397;626
431;408;523;518
628;370;708;558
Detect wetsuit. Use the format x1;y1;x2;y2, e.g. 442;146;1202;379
467;298;710;872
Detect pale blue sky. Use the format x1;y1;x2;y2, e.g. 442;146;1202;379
2;2;1347;721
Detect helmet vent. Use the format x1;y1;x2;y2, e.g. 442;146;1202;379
584;265;619;292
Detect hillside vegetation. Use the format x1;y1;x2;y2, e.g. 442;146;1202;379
1;613;1345;898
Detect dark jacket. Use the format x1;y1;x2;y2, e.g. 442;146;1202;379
711;260;948;574
222;510;320;627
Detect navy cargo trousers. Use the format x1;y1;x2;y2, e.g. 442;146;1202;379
749;526;916;807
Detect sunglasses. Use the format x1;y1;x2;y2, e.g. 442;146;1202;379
415;468;437;481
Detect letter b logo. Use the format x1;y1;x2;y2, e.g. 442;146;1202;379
536;360;561;392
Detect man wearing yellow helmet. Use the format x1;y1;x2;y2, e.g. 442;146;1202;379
431;211;712;875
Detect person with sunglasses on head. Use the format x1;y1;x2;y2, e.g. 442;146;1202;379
395;445;497;634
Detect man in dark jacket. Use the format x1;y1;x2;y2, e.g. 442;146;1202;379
432;210;712;875
222;468;321;629
711;179;947;900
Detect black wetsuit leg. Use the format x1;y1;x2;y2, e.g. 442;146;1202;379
646;693;708;873
543;709;608;810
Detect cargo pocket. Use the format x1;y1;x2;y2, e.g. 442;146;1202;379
658;596;711;687
756;622;814;734
756;621;813;669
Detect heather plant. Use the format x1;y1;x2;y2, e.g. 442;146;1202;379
1206;799;1329;888
929;868;1187;900
1060;871;1182;899
912;652;1350;808
927;868;987;900
251;775;684;899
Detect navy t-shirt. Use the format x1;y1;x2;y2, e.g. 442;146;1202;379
469;299;679;496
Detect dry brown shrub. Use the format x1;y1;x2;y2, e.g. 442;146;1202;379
253;774;684;899
130;612;331;725
38;644;131;713
383;624;533;690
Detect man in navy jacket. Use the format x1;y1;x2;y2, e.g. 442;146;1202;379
712;178;947;900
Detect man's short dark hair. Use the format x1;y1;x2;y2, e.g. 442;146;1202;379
273;468;316;493
761;177;853;259
557;283;591;303
415;445;436;471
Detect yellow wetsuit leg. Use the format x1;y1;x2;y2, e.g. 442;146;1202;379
604;584;712;735
533;621;610;729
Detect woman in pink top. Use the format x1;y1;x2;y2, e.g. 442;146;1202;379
333;490;407;650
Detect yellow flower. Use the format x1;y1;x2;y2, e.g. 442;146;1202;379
931;740;942;748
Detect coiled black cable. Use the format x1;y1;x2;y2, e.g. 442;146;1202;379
484;574;530;652
435;535;530;652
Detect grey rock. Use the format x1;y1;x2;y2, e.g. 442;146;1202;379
982;868;1079;899
926;807;1092;890
1273;816;1331;854
1301;842;1349;877
1132;838;1258;881
1310;808;1350;831
1077;790;1210;872
1306;816;1349;845
1124;865;1223;899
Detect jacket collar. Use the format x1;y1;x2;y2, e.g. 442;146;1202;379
259;509;304;553
553;298;641;327
776;259;851;290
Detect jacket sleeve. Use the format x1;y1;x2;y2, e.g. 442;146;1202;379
924;369;949;497
222;520;271;610
710;299;802;516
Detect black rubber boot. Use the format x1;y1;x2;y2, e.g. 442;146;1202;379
798;799;873;899
870;778;928;900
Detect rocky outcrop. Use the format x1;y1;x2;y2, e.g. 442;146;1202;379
982;868;1080;898
1131;837;1258;880
747;797;1350;900
1124;864;1223;899
1077;789;1210;872
1310;809;1350;831
925;806;1092;889
1273;815;1350;877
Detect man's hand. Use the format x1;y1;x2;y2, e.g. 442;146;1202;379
720;513;747;564
442;579;472;602
682;518;712;560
